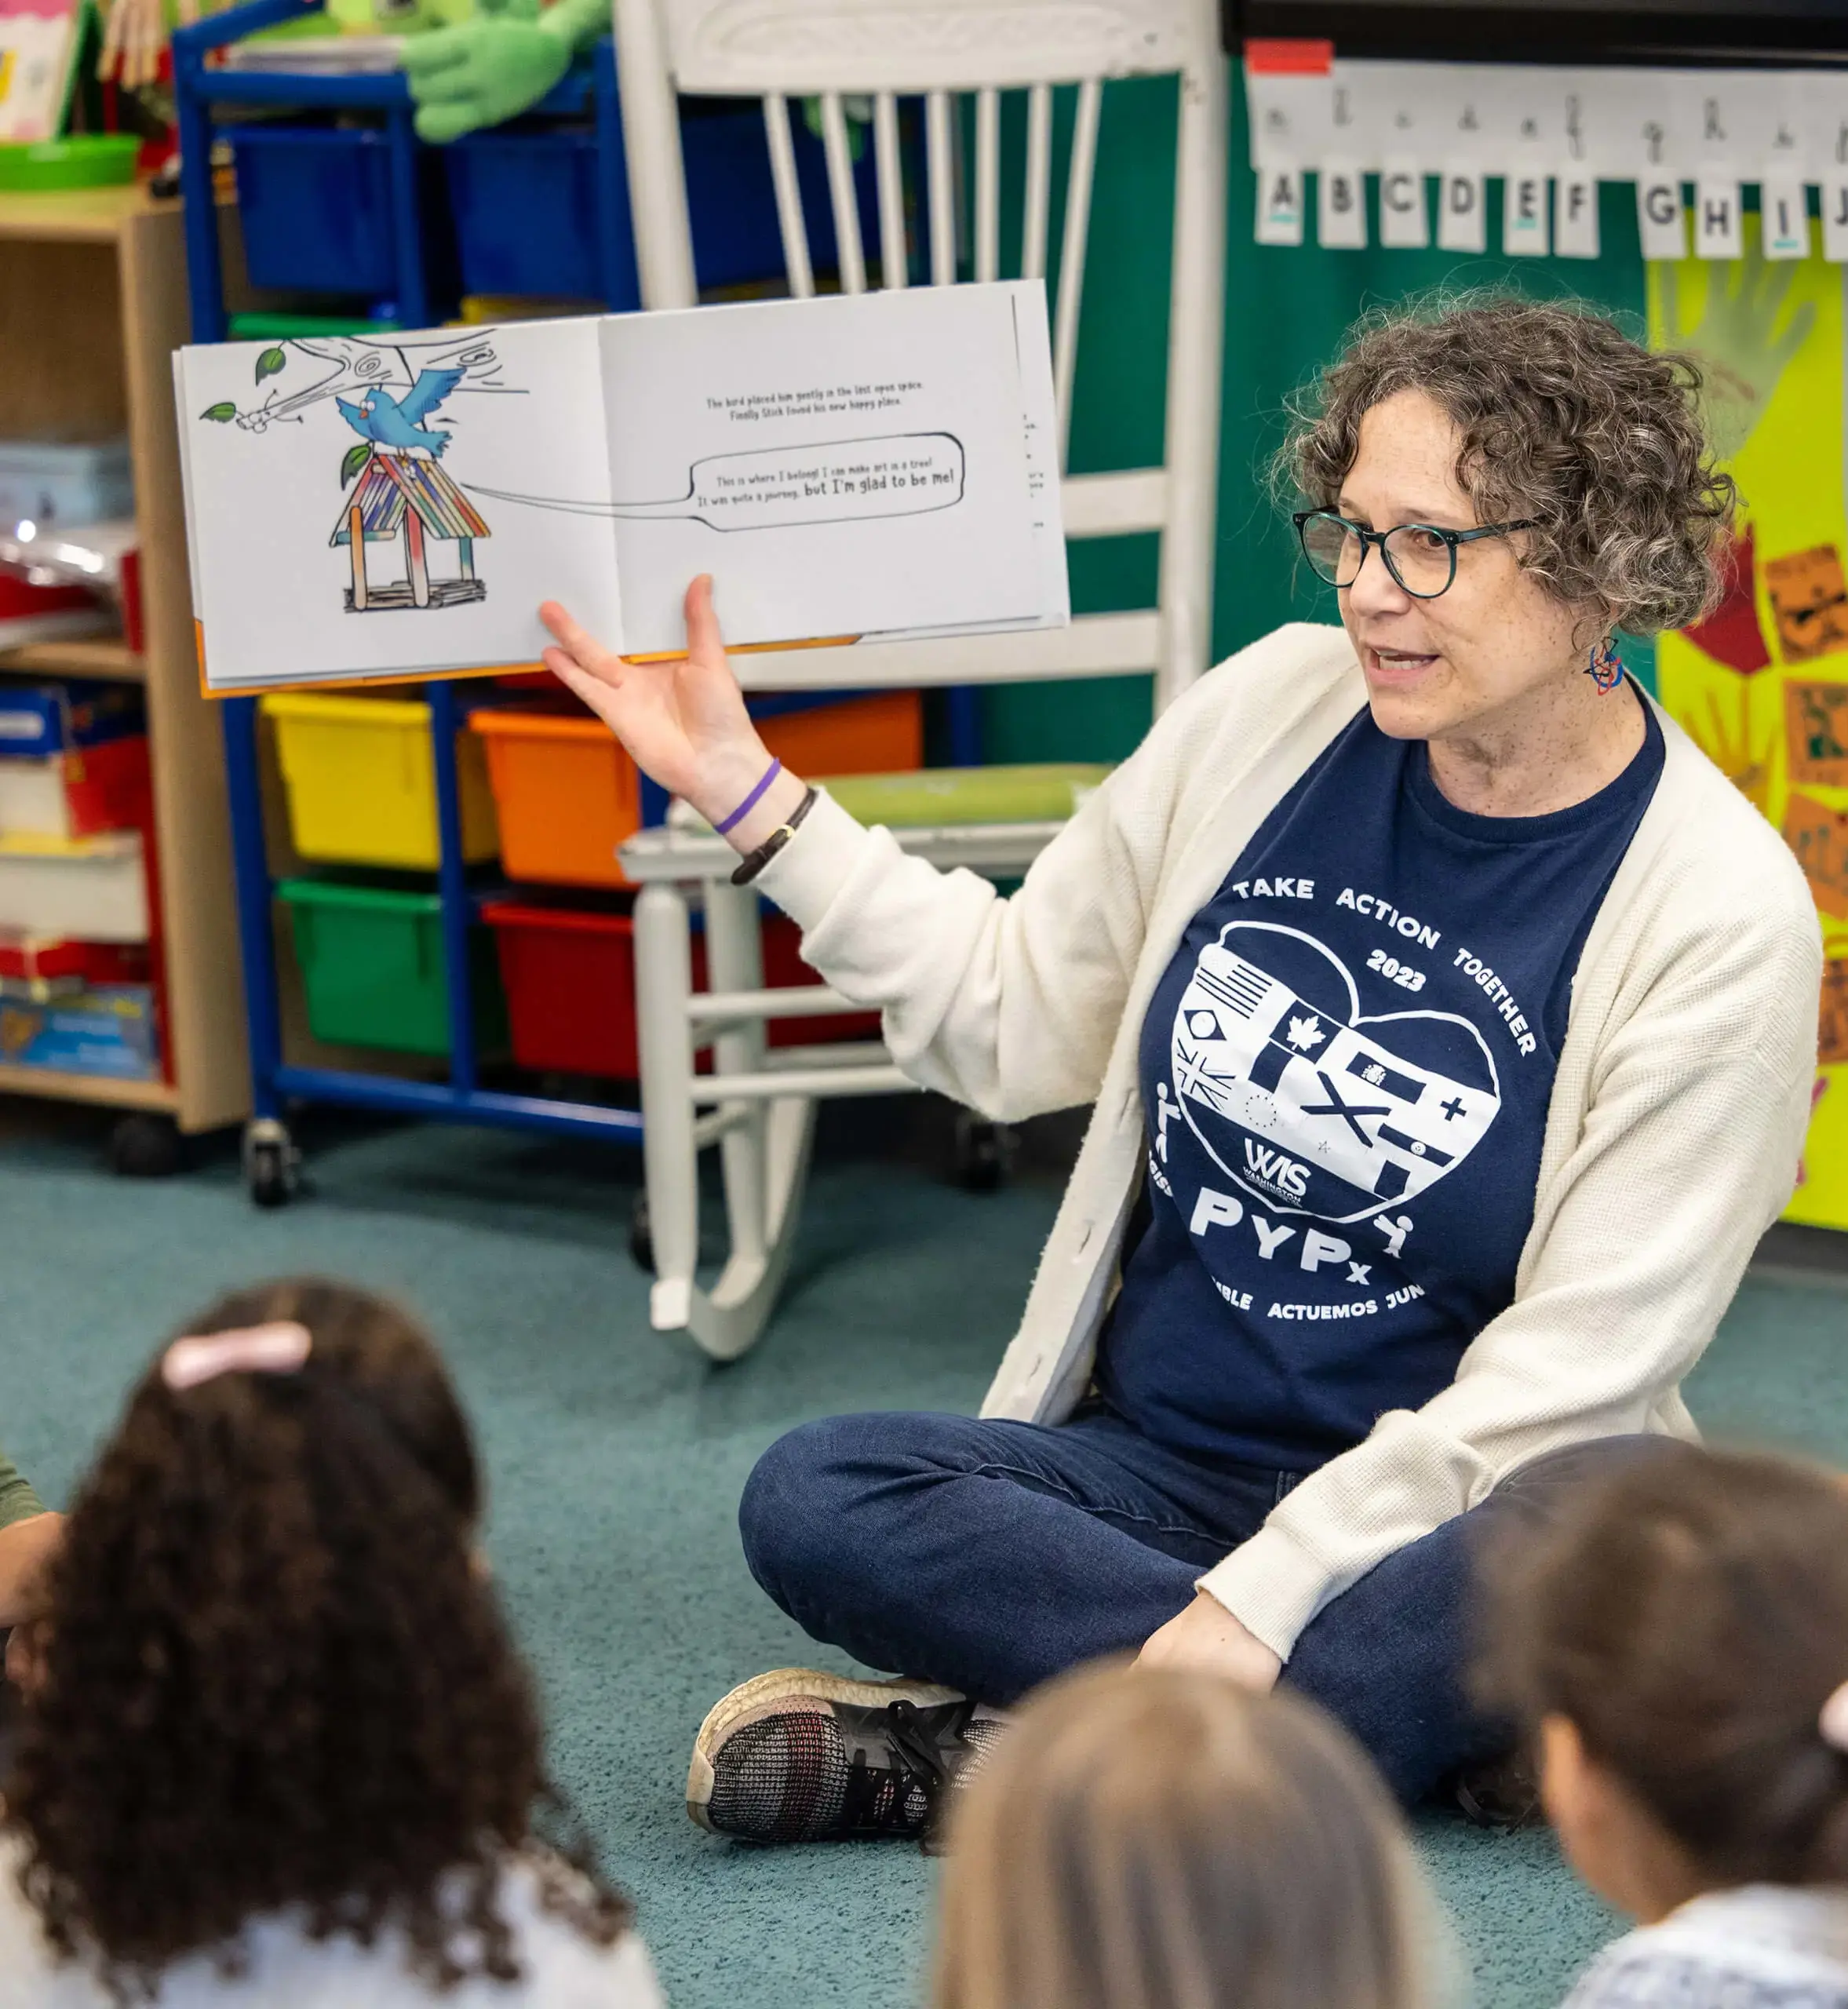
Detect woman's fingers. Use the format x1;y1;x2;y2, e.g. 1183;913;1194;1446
540;644;607;700
541;634;643;743
538;600;620;685
683;573;728;669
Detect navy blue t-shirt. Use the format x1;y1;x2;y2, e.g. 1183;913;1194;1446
1097;697;1664;1471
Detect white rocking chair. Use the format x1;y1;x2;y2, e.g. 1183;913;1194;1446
612;0;1228;1360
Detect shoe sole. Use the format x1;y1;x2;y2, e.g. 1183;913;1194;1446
687;1667;964;1834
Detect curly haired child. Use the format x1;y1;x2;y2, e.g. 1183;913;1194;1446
0;1277;661;2009
1478;1442;1848;2009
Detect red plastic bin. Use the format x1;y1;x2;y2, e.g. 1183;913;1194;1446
760;917;877;1047
481;902;651;1077
482;902;876;1081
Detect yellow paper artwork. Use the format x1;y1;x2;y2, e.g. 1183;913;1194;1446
1652;221;1848;1226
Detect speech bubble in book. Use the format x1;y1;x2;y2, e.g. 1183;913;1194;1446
465;432;966;533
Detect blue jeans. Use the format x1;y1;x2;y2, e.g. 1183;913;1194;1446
738;1405;1656;1802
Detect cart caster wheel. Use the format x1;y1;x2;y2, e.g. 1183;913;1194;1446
953;1112;1015;1194
106;1113;183;1179
242;1118;300;1209
629;1192;655;1273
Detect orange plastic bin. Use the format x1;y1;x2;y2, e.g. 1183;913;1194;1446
759;690;922;779
472;691;922;891
473;707;640;889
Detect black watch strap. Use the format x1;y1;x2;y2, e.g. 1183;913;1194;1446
729;783;819;887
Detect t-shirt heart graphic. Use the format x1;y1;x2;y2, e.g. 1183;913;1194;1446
1171;920;1502;1225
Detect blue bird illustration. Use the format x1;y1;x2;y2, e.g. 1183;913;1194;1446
336;366;465;456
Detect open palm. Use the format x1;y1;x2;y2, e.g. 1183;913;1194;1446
539;576;767;822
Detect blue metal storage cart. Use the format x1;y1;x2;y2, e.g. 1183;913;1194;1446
173;4;969;1209
176;1;651;1205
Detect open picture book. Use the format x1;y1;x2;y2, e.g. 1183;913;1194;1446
174;281;1068;696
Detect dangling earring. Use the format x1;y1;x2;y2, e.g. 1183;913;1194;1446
1586;634;1625;694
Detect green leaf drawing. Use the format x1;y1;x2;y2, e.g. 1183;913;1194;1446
255;346;287;385
341;443;372;488
199;402;238;422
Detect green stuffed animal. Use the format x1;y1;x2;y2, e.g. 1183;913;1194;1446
325;0;476;32
394;0;607;143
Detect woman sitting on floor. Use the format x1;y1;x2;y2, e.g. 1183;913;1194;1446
541;294;1821;1842
0;1277;661;2009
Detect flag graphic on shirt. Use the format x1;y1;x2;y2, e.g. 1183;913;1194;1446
1172;922;1500;1224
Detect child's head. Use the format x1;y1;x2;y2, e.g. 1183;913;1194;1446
1477;1442;1848;1923
932;1663;1435;2009
5;1277;626;1993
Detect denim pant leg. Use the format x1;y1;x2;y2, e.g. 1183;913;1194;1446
738;1408;1278;1705
1284;1433;1671;1803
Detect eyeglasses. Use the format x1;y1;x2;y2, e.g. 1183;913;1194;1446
1292;509;1537;600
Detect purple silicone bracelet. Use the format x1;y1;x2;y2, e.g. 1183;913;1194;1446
714;757;783;837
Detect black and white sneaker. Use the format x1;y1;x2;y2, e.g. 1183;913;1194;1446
1453;1747;1544;1831
687;1668;1002;1845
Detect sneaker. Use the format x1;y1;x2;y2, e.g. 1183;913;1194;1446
687;1668;999;1844
1453;1747;1544;1831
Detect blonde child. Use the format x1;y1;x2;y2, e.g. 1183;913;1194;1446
0;1277;662;2009
1478;1442;1848;2009
932;1662;1440;2009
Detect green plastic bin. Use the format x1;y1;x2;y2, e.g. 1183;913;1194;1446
278;877;506;1058
0;137;140;192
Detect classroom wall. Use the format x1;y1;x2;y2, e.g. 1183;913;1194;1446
978;63;1650;765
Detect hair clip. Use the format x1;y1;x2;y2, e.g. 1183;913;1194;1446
162;1322;312;1392
1819;1682;1848;1754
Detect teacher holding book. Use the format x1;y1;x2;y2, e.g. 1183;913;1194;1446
541;294;1820;1844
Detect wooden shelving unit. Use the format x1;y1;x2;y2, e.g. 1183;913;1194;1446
0;1063;178;1110
0;186;247;1141
0;635;146;682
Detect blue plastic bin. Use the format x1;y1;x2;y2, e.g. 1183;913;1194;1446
445;126;612;300
228;124;397;294
445;100;886;304
682;102;880;289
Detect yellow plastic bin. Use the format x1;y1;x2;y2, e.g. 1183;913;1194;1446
261;691;498;870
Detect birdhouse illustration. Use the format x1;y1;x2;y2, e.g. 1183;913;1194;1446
330;451;490;612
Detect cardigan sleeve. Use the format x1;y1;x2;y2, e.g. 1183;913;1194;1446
1198;880;1823;1661
754;676;1216;1124
0;1446;44;1531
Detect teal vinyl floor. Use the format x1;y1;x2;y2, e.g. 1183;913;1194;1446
3;1104;1845;2008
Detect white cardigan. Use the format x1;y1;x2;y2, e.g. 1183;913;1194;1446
760;622;1823;1660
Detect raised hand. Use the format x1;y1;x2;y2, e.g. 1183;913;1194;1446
401;10;573;146
540;576;800;846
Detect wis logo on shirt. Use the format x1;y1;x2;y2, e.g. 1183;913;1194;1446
1171;921;1501;1227
1242;1140;1309;1201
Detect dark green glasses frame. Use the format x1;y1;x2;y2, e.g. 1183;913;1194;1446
1292;509;1538;600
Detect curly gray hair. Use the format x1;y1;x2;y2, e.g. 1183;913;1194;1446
1278;293;1736;635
